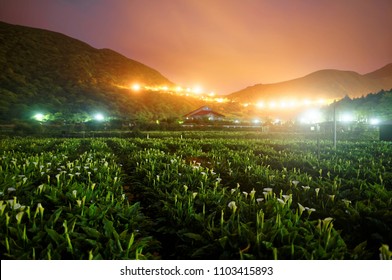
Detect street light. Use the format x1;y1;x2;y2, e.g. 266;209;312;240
131;84;141;91
369;118;380;125
299;109;321;124
94;113;104;121
341;113;354;122
33;113;45;122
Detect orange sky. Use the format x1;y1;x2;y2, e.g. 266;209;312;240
1;0;392;94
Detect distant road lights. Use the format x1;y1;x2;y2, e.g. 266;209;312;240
131;84;141;91
256;101;264;108
369;118;380;125
192;86;203;94
33;113;45;122
279;101;287;108
317;99;326;105
268;101;277;109
94;113;105;121
288;100;297;108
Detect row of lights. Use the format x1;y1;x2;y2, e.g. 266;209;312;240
33;111;381;126
130;83;229;103
129;84;334;109
33;113;106;122
244;110;381;126
241;99;329;110
125;83;385;125
131;83;208;95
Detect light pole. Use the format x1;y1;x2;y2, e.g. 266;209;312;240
333;100;337;149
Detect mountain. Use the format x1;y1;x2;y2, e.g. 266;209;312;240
0;21;204;122
364;63;392;80
228;64;392;103
2;21;391;125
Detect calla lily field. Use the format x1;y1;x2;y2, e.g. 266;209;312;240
0;132;391;260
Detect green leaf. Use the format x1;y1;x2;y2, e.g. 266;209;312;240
103;219;114;237
191;244;216;258
45;228;64;245
218;236;228;248
84;238;99;247
82;226;101;239
119;229;129;239
52;208;63;225
352;241;367;255
183;232;203;241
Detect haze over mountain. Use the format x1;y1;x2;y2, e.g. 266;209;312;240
228;64;392;103
0;21;204;122
1;21;391;124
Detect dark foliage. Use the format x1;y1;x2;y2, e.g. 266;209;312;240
0;21;203;123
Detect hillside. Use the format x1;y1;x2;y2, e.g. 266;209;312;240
364;63;392;80
228;64;392;103
0;21;204;122
1;21;391;125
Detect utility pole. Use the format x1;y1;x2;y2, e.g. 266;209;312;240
333;100;337;149
317;123;320;160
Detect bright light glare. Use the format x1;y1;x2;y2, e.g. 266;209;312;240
299;118;307;124
288;100;297;107
94;113;104;121
300;109;321;124
341;113;354;122
256;102;264;108
253;119;260;124
370;118;380;125
131;84;141;91
34;113;45;121
268;101;276;108
317;99;326;105
192;86;203;94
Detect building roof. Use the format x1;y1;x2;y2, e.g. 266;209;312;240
183;106;225;119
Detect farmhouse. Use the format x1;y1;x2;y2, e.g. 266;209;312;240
183;106;225;121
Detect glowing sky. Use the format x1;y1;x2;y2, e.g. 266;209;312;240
1;0;392;94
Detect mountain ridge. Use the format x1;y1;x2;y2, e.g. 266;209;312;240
228;64;392;103
1;21;391;123
364;63;392;79
0;21;205;122
0;21;173;88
